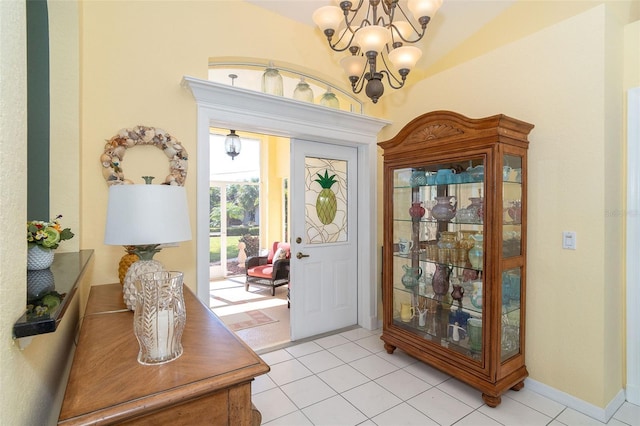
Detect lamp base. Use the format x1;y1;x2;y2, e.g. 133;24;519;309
123;259;164;310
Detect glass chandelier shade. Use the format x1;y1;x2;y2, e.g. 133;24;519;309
408;0;443;21
313;0;443;104
353;25;391;54
388;45;423;71
225;130;241;160
340;55;367;79
312;6;344;33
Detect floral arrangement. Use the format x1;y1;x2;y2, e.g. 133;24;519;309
27;215;74;250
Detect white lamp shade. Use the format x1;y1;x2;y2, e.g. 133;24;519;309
104;185;192;246
388;45;422;71
312;6;343;32
391;21;414;41
340;54;367;78
407;0;443;20
354;25;391;53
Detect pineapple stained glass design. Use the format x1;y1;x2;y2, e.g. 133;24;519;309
305;157;347;244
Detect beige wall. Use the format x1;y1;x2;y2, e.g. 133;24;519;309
378;3;634;409
263;135;290;247
79;0;344;290
0;3;87;425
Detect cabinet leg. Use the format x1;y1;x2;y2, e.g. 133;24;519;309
511;380;525;391
482;393;502;407
251;403;262;426
383;343;396;354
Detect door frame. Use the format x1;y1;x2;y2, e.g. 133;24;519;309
626;87;640;404
183;76;389;330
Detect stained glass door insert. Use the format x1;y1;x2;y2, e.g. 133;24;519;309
304;157;347;244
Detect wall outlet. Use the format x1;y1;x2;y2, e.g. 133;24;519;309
562;231;577;250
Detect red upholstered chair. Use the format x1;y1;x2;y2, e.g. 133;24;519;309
245;242;290;296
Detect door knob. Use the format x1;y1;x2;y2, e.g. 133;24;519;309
296;237;302;243
296;252;310;259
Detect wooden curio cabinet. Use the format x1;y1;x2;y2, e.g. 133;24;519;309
379;111;534;406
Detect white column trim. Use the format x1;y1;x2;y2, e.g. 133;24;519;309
626;87;640;405
182;76;389;332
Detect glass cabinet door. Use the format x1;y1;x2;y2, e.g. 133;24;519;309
391;158;485;362
501;153;523;361
502;154;522;258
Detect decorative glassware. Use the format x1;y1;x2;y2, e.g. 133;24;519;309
468;318;483;352
401;264;422;289
134;271;186;365
432;264;452;300
293;78;314;103
468;234;484;270
466;197;484;223
507;200;522;223
409;202;426;219
409;170;427;187
431;196;457;221
437;231;457;249
320;87;340;108
261;62;283;96
471;280;483;309
458;230;478;251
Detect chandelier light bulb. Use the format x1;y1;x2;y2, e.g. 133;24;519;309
312;5;343;33
354;25;391;54
388;45;422;72
407;0;443;21
340;55;367;78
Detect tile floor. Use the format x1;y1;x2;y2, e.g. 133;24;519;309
210;279;291;351
252;328;640;426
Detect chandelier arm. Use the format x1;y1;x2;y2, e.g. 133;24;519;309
392;24;427;44
382;0;396;24
328;30;358;52
351;75;367;95
340;0;373;31
392;6;429;43
380;69;406;90
351;16;374;31
343;0;365;13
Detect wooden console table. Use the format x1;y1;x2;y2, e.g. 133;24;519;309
58;284;269;425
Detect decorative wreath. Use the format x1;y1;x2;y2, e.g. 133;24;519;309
100;125;188;186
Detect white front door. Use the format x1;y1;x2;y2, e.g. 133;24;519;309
290;140;358;340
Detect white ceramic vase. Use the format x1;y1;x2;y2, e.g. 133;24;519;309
27;245;54;270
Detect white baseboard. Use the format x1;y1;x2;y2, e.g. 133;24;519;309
359;315;380;331
626;383;639;406
525;378;626;423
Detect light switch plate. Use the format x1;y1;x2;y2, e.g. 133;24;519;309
563;231;576;250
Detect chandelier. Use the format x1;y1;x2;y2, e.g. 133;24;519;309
313;0;442;103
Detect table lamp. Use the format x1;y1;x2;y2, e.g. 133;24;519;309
104;183;192;310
